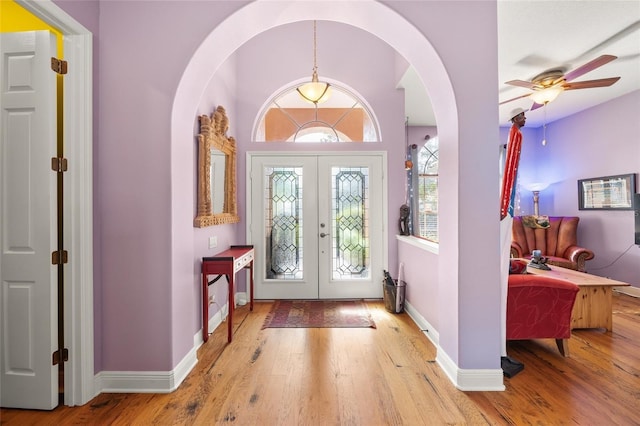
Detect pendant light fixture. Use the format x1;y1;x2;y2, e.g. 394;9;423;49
297;20;331;104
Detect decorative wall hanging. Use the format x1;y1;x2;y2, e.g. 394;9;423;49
578;173;636;210
194;106;240;227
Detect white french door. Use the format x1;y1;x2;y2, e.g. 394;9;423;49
249;153;386;300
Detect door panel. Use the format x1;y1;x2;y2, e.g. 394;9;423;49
251;156;319;299
250;154;384;300
0;31;58;410
318;156;383;299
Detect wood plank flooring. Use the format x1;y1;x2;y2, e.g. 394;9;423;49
2;293;639;425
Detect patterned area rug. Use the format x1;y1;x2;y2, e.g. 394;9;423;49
262;300;376;329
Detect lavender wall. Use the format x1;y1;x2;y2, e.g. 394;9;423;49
510;91;640;287
194;55;241;332
174;0;500;372
53;0;503;377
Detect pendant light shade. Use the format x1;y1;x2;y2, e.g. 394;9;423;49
297;21;331;104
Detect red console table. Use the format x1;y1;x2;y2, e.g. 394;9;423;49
202;245;254;343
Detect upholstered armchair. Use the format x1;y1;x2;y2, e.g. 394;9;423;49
507;273;579;357
511;216;595;272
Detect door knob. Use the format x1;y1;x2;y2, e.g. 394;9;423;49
320;232;329;238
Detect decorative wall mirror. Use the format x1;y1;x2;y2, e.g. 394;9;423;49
194;106;240;227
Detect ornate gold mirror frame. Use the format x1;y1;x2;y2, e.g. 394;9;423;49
194;106;240;227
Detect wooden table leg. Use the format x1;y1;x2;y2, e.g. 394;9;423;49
202;271;209;343
571;286;613;331
228;273;234;343
249;261;254;311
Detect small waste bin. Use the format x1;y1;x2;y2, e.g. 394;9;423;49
383;270;405;313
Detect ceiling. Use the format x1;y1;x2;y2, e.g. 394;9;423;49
400;1;640;128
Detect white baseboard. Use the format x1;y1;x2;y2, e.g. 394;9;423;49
436;350;505;391
405;301;504;391
94;293;503;393
94;294;248;394
404;300;439;346
95;347;197;394
614;286;640;298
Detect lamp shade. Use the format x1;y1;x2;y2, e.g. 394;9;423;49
524;182;550;192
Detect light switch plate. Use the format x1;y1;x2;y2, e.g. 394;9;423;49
209;236;217;249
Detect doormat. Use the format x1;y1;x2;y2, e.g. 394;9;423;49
262;300;376;329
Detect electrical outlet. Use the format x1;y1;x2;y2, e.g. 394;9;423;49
209;236;217;249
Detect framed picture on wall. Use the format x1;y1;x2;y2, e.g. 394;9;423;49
578;173;637;210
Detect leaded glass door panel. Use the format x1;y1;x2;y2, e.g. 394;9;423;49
249;154;384;300
317;156;384;299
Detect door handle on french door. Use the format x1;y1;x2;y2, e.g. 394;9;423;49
320;232;329;238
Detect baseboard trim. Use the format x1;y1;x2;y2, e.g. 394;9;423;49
436;348;505;391
94;295;247;395
95;347;197;394
614;286;640;298
94;293;504;393
404;300;439;346
405;301;504;391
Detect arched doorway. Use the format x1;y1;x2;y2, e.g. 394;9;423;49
169;0;497;389
170;2;459;294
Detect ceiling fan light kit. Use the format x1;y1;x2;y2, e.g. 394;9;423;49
501;54;621;112
529;86;564;105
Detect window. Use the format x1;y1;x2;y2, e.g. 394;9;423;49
253;83;380;142
415;137;439;242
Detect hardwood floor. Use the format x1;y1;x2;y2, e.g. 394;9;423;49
2;293;639;425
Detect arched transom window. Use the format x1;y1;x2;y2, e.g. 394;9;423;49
253;83;381;143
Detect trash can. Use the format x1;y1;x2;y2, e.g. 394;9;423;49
383;270;406;313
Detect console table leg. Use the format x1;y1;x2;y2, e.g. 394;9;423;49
203;273;209;343
250;262;254;311
228;274;234;343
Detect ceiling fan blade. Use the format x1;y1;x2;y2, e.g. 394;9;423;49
563;77;621;90
530;102;545;111
505;79;537;89
563;55;617;82
499;93;531;105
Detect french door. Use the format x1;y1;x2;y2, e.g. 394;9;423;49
249;153;386;300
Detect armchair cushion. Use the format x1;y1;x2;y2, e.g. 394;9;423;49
507;274;579;356
511;216;594;271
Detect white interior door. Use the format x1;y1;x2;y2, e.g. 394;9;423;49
0;31;58;410
249;153;385;300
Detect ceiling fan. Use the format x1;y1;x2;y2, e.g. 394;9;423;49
500;54;621;110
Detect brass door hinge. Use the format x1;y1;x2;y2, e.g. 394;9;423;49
51;57;68;75
52;348;69;365
51;157;68;172
52;250;68;265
